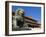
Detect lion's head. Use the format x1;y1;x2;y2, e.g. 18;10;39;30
15;8;24;16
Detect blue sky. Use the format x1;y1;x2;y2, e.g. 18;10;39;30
12;6;41;23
